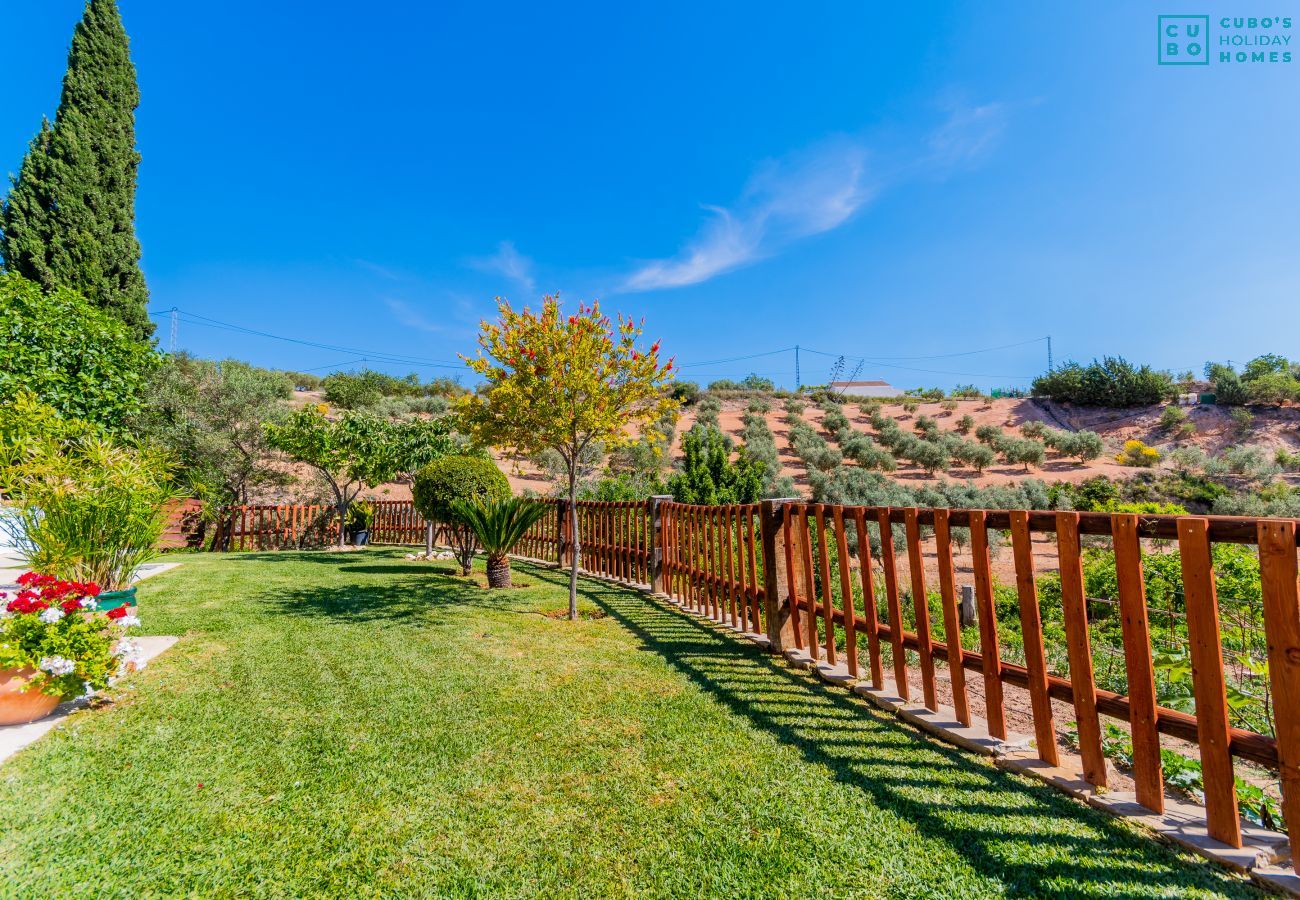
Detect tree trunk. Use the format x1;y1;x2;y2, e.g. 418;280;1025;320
337;499;348;547
567;466;579;620
425;521;433;555
486;553;512;588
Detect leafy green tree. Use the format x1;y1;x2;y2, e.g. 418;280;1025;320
1054;430;1105;463
1242;354;1291;383
1032;357;1174;406
1246;372;1300;405
905;439;950;475
951;440;995;473
1001;437;1046;471
264;407;425;546
1205;362;1249;406
458;297;675;619
1;0;151;341
0;273;157;429
132;354;292;505
667;427;764;505
412;455;510;574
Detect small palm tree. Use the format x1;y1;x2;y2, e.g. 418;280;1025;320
449;497;550;588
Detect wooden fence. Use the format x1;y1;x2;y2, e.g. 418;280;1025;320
212;495;1300;855
212;501;448;551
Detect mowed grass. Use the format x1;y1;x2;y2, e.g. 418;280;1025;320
0;549;1264;898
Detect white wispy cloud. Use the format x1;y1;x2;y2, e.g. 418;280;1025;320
622;138;871;292
925;101;1007;169
621;101;1008;292
470;241;536;292
382;297;444;333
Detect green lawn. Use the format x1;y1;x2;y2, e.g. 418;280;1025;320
0;549;1263;898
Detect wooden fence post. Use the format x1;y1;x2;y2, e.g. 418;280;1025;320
759;497;798;651
958;585;976;628
649;495;672;594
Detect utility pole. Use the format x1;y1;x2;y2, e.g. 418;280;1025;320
1046;335;1053;372
795;345;801;392
169;307;179;354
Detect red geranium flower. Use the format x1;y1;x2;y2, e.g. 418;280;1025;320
106;605;129;620
60;598;82;615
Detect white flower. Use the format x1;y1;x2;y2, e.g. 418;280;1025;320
118;614;141;629
38;607;64;624
79;597;97;609
38;655;75;676
112;638;138;658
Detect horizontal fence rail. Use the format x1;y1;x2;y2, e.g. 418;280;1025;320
211;495;1300;858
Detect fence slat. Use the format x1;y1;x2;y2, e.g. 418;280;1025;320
833;506;859;679
1178;518;1242;848
783;504;803;649
933;509;970;726
725;506;738;627
814;506;838;666
1113;513;1164;813
904;508;938;711
798;506;820;660
1056;511;1107;788
1010;510;1058;766
853;507;885;690
1259;519;1300;849
876;507;909;700
969;510;1006;739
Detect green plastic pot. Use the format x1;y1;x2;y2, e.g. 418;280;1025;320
94;586;137;612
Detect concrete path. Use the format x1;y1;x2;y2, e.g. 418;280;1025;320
0;635;180;765
0;549;181;589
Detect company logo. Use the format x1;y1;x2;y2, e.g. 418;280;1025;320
1159;15;1209;64
1158;15;1294;65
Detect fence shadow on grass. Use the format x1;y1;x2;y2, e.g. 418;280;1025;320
519;565;1259;898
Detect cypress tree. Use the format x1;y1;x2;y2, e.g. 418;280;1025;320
1;0;152;342
1;120;57;289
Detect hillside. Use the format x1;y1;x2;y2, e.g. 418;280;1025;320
253;393;1300;506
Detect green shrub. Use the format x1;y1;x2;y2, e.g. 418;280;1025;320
1115;439;1160;468
1159;405;1188;432
1020;421;1050;440
1032;357;1174;406
0;272;159;430
4;434;175;590
412;455;510;574
975;424;1003;445
913;415;940;439
1053;430;1105;463
1230;407;1254;437
955;414;975;435
950;440;995;473
668;427;764;504
670;381;701;405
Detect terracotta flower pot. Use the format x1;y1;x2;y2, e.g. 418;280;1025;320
0;668;61;726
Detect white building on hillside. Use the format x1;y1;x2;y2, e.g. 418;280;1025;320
829;380;899;398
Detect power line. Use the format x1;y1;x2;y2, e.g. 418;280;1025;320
147;308;465;370
677;347;795;369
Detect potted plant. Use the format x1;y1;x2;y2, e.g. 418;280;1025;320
0;573;143;725
345;500;373;546
450;497;549;588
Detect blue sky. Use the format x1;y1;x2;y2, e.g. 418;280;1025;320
4;2;1299;390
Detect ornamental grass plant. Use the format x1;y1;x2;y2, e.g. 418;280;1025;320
4;436;175;591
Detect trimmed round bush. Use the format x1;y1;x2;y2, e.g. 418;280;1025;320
412;455;510;523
